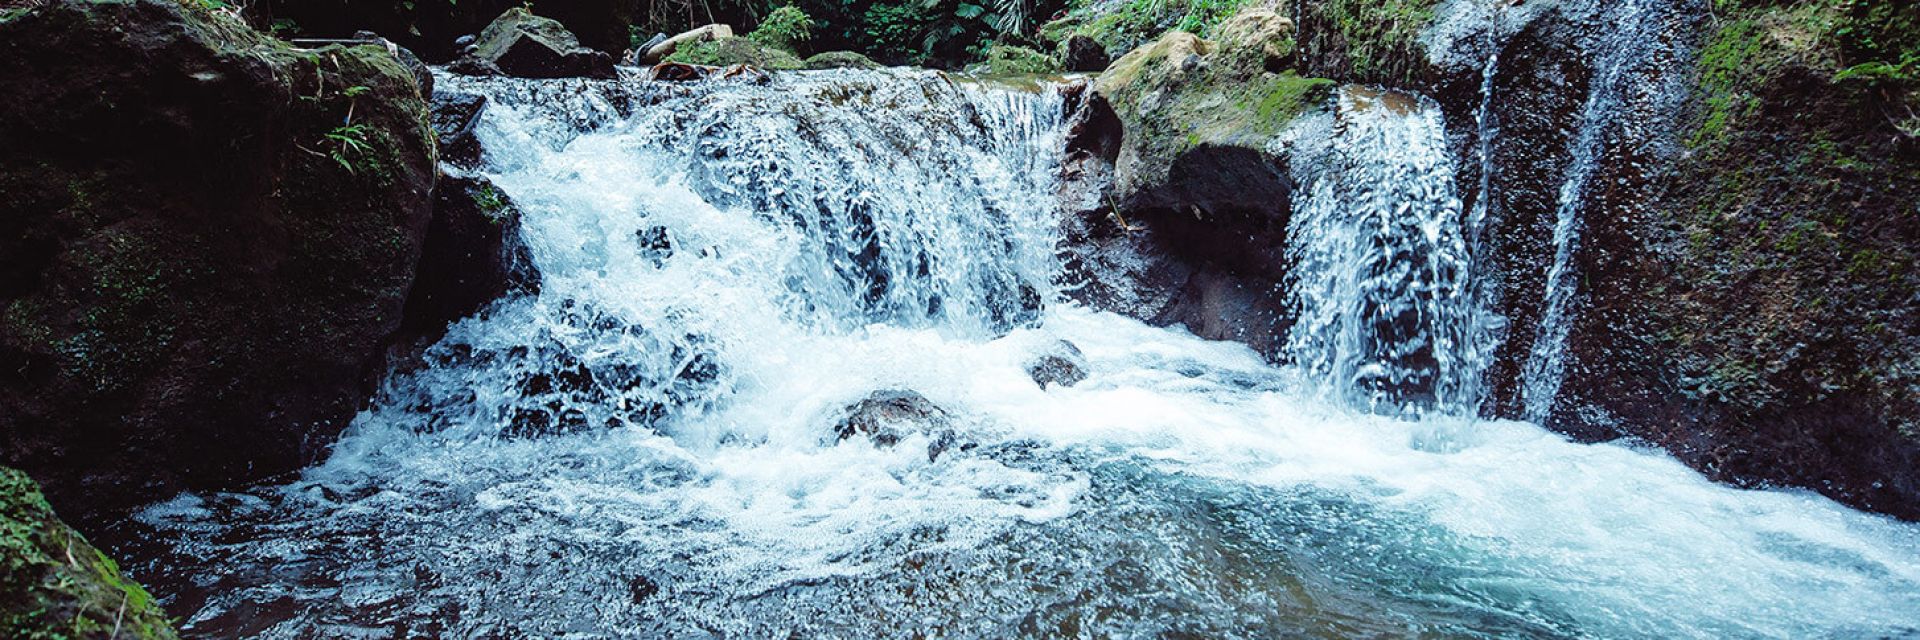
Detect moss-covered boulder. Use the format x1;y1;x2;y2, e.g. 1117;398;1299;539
449;7;616;79
1059;10;1334;355
804;50;882;70
1096;19;1330;222
1;467;175;639
665;36;803;70
0;0;436;521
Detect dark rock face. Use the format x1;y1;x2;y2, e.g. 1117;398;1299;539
835;390;958;461
0;0;436;523
430;91;488;168
1061;34;1111;72
1026;341;1089;389
450;7;616;79
1538;2;1920;519
0;467;177;639
402;174;539;341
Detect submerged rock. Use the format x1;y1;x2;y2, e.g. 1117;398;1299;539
0;0;436;521
450;7;615;79
0;467;176;639
1026;340;1089;389
835;390;959;460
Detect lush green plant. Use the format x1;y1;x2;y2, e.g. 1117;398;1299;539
749;5;814;52
326;124;374;173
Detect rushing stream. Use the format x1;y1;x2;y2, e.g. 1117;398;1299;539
125;68;1920;639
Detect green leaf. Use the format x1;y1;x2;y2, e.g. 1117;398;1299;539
954;4;986;19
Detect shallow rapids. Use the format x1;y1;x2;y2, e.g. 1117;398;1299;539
128;69;1920;639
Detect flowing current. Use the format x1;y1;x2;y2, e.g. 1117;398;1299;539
128;69;1920;638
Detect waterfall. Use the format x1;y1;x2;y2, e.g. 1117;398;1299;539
1518;0;1695;422
127;68;1920;639
1280;86;1494;417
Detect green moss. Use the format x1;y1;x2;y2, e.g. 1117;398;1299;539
804;50;882;70
665;37;805;70
1;468;177;640
1252;74;1336;133
984;43;1060;75
1320;0;1437;84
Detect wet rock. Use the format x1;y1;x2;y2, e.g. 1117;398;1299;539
1519;3;1920;520
401;173;540;342
1060;34;1110;72
0;0;436;522
0;467;177;639
451;7;616;79
835;390;959;461
636;226;675;265
804;51;883;70
430;91;488;168
1056;9;1332;359
1026;341;1089;389
650;61;718;82
644;24;735;64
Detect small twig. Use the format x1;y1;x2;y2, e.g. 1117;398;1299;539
110;590;128;639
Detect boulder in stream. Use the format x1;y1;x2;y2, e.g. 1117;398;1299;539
450;7;616;79
835;390;960;461
1027;340;1089;389
0;0;437;522
1057;7;1334;358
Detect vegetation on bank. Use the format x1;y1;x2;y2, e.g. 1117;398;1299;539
2;468;176;639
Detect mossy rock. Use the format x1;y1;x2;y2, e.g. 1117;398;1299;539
804;50;882;70
984;44;1061;75
0;0;436;521
1558;0;1920;518
664;36;803;70
1;467;176;639
1096;23;1333;209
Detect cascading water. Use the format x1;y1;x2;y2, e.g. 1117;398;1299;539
1279;87;1495;418
125;68;1920;638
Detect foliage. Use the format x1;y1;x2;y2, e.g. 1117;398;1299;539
786;0;1073;67
326;124;374;173
748;5;813;52
1045;0;1257;57
1694;0;1919;146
